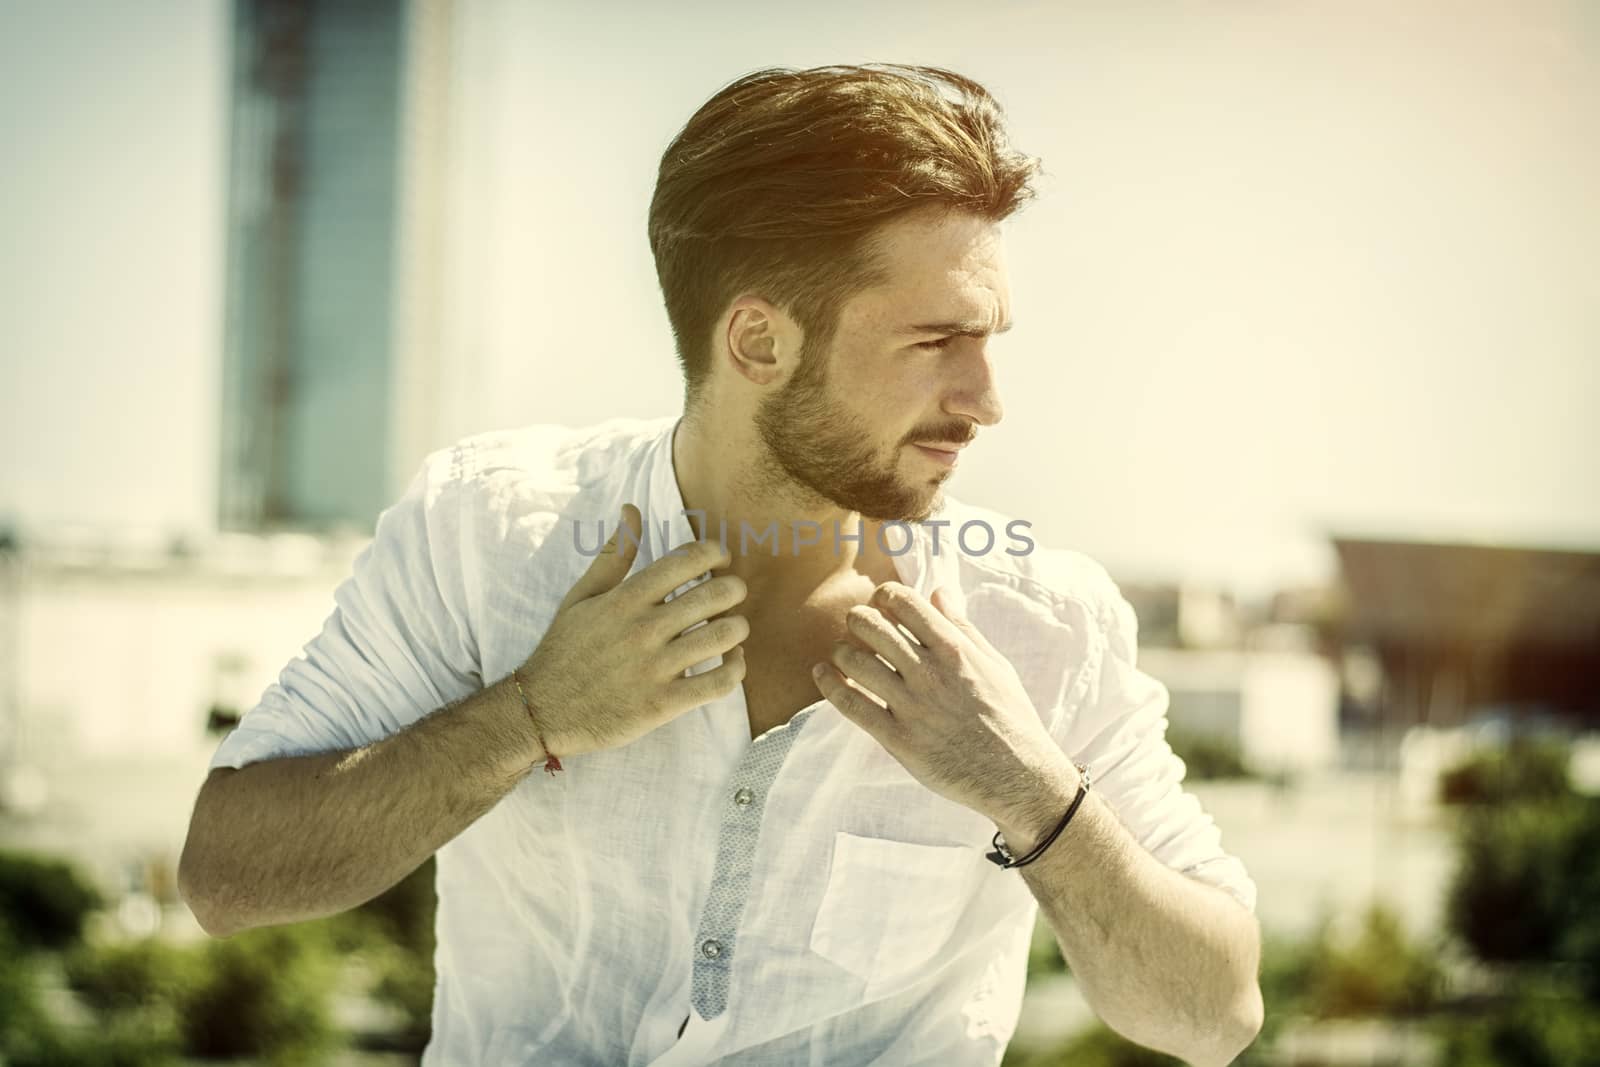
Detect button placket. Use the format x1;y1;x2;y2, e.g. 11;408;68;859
687;708;821;1021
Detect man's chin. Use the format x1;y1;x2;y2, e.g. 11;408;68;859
861;486;944;525
902;494;944;524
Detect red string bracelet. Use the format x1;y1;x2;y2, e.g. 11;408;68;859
510;665;563;775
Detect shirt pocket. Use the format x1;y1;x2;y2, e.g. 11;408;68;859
808;831;978;1000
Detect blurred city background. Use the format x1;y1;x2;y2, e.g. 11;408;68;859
1;0;1597;1064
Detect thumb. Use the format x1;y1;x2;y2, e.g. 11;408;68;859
931;585;981;640
561;503;642;608
930;584;965;620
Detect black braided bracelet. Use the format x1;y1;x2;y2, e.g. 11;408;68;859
984;761;1093;869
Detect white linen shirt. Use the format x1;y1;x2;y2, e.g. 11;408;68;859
208;414;1257;1066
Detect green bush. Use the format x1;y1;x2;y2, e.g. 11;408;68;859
64;936;201;1017
0;919;50;1054
1567;903;1600;1004
1303;903;1443;1018
1439;738;1574;806
2;847;378;1063
0;849;104;952
369;950;435;1050
1167;731;1255;780
1254;924;1322;1047
1002;1023;1184;1067
1025;914;1067;977
66;922;341;1065
353;858;437;957
59;861;439;1059
1446;797;1600;968
1;1015;180;1067
1548;800;1600;1003
1433;981;1600;1067
180;923;340;1064
335;857;438;1048
1252;901;1442;1023
4;919;181;1067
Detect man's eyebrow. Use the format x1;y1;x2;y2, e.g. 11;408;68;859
905;317;1014;337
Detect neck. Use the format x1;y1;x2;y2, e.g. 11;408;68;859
671;411;895;599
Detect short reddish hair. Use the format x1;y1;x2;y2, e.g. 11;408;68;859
648;64;1042;403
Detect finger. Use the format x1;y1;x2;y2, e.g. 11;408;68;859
658;614;750;678
930;585;988;648
617;536;733;607
870;582;963;657
653;574;747;637
844;604;924;675
826;640;911;710
561;503;644;609
658;645;746;715
812;662;897;743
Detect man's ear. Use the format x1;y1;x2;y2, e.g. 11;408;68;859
722;297;798;387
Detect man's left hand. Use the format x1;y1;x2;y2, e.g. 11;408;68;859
811;581;1068;820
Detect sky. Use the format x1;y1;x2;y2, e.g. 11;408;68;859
0;1;226;548
2;0;1596;598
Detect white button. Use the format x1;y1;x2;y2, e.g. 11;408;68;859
701;938;722;959
733;787;753;806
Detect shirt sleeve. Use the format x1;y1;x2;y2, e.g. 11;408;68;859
1052;577;1258;916
208;444;482;771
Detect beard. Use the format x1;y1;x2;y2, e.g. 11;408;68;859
751;337;956;523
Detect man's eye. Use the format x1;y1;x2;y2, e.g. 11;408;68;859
917;336;956;351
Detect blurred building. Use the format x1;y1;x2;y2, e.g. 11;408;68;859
5;534;361;762
219;0;452;532
1141;643;1342;775
0;532;363;869
1117;580;1342;774
1332;537;1600;732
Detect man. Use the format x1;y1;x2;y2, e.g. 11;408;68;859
179;64;1263;1065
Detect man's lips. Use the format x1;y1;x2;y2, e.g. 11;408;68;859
911;442;965;467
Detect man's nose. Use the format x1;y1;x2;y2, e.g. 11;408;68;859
943;348;1004;428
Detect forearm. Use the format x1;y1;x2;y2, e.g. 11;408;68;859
990;753;1263;1066
179;673;543;937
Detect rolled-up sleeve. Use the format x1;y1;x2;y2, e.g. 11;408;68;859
1053;579;1257;916
208;445;482;771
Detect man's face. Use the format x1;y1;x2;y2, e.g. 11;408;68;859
753;208;1011;523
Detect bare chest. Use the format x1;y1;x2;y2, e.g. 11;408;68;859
738;606;857;742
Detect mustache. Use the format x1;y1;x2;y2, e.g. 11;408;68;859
905;423;977;446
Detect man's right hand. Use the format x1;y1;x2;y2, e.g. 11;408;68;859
514;503;748;762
